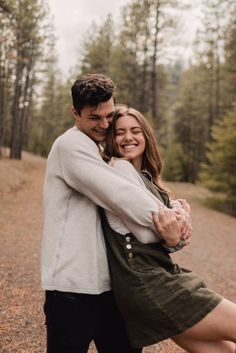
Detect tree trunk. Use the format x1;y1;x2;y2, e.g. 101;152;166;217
0;48;5;158
140;22;149;113
151;1;160;127
208;60;214;140
214;6;220;121
10;59;24;159
18;65;33;154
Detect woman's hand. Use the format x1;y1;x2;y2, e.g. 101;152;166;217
152;209;181;247
174;198;191;213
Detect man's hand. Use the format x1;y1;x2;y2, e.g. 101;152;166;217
152;209;181;247
172;207;192;247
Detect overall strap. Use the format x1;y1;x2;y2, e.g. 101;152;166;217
139;172;170;208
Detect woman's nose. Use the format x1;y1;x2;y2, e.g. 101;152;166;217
124;131;133;141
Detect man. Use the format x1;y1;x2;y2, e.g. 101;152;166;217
41;73;190;353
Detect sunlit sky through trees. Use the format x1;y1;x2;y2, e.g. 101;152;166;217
47;0;202;76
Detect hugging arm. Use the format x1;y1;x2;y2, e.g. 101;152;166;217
108;159;192;249
108;159;186;247
58;133;189;247
58;133;164;238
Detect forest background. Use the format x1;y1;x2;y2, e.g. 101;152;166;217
0;0;236;216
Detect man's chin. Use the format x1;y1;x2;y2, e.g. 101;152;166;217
93;135;107;144
96;134;107;141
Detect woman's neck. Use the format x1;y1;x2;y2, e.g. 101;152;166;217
130;159;142;172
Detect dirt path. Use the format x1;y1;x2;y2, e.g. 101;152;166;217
0;157;236;353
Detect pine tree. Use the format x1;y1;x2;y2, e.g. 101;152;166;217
9;0;47;159
28;33;71;157
80;15;114;76
0;1;14;157
200;103;236;201
224;4;236;109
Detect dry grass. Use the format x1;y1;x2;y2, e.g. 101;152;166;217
0;149;45;198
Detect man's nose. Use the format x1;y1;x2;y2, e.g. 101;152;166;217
99;118;110;129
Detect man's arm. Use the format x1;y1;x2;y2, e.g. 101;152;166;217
108;158;191;247
57;130;163;230
58;130;163;232
58;130;188;246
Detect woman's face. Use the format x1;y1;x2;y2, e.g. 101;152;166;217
114;115;146;171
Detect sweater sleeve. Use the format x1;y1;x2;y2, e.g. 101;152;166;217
107;159;161;243
57;129;167;233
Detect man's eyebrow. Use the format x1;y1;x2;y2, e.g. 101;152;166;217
88;114;100;117
89;111;114;118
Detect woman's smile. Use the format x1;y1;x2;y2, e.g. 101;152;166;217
121;143;138;150
115;115;146;171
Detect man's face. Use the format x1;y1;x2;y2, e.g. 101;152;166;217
73;97;115;144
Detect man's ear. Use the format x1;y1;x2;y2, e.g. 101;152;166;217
72;106;79;120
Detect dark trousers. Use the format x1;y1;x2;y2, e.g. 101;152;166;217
44;290;142;353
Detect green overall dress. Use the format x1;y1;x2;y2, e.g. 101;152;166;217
100;173;222;348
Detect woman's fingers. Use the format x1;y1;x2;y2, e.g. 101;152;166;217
176;198;191;213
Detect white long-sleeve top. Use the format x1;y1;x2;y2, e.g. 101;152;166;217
41;126;166;294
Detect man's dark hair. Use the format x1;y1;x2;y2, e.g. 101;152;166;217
71;73;116;115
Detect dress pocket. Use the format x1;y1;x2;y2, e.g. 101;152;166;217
125;239;175;274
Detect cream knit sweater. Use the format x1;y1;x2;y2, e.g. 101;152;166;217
41;126;163;294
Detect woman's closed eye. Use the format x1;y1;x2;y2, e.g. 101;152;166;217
115;128;142;136
132;128;142;134
115;129;125;136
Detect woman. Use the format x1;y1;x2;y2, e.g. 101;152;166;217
101;106;236;353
